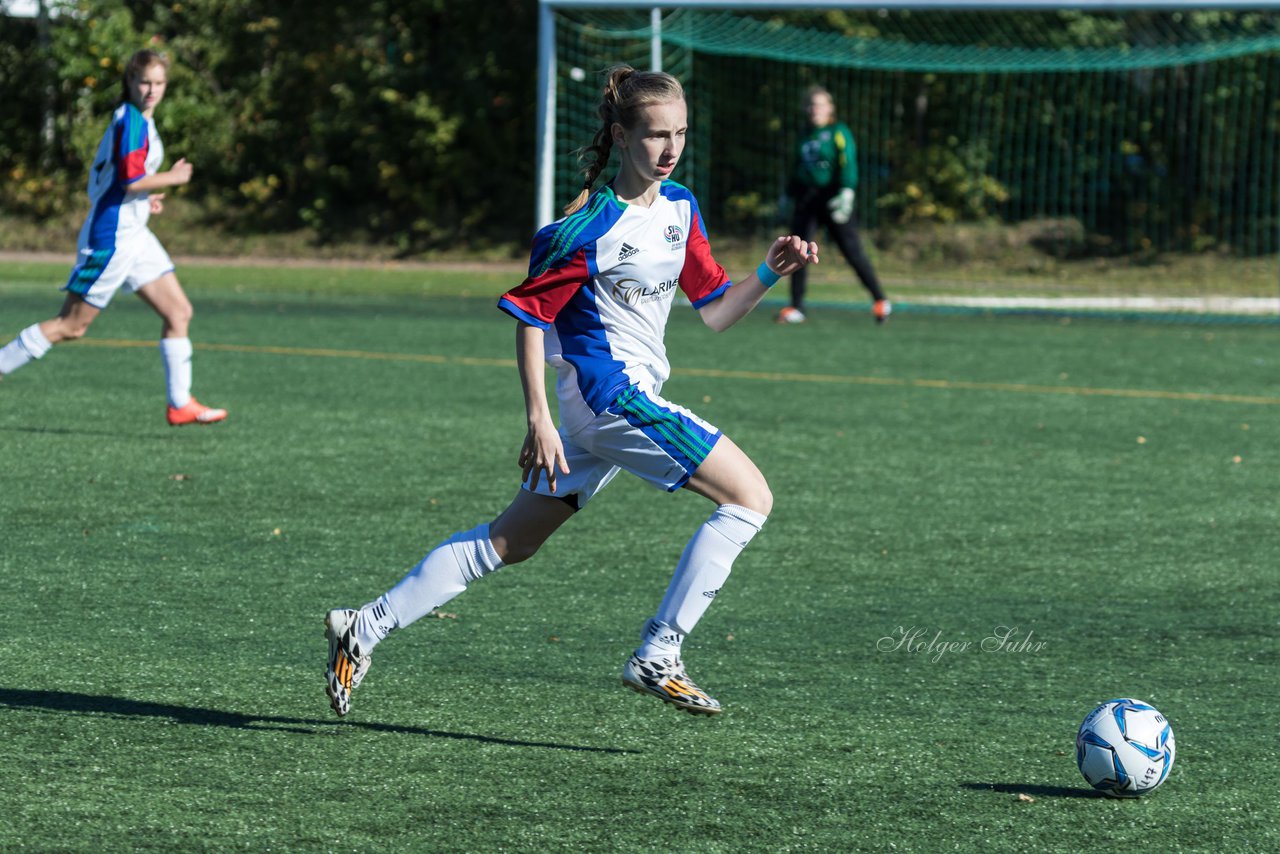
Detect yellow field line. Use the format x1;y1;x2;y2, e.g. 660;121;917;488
62;336;1280;406
676;366;1280;405
65;337;513;368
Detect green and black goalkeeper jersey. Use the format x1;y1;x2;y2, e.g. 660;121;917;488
792;121;858;191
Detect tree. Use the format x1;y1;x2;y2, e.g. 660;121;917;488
2;0;539;249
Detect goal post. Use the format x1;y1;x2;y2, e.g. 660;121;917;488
537;1;1280;306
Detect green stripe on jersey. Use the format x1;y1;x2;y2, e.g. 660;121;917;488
535;190;611;278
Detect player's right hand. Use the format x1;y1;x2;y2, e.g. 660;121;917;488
518;418;570;493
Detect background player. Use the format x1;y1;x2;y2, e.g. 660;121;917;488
324;65;818;718
778;85;890;325
0;49;226;426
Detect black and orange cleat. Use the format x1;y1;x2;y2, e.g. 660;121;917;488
325;608;372;717
622;653;722;716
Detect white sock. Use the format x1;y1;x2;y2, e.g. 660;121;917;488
642;504;767;653
353;596;398;652
159;336;193;408
0;324;53;375
635;618;685;661
377;523;505;645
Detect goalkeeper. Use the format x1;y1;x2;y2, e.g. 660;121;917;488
778;86;890;325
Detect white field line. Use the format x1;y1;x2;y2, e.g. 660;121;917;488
911;295;1280;315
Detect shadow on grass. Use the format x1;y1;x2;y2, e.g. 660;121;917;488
962;781;1099;799
0;687;637;754
0;425;170;441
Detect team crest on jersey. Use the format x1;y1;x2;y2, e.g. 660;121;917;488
664;224;684;248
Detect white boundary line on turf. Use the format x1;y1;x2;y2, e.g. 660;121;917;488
4;254;1273;312
910;295;1280;315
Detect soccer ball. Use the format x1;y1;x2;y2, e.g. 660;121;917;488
1076;698;1175;797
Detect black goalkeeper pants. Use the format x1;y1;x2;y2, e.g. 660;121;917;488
788;190;886;311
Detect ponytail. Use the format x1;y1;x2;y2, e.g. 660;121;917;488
564;64;684;215
564;119;615;216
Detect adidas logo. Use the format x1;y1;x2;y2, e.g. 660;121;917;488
702;588;720;600
618;242;640;261
644;619;685;648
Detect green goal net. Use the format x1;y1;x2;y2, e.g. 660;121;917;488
549;5;1280;310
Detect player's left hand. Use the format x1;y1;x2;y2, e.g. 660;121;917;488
149;193;166;215
764;235;819;277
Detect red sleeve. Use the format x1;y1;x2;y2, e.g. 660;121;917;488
679;210;730;308
497;248;590;329
115;106;149;186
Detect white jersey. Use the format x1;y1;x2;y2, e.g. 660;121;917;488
79;102;164;249
498;182;732;434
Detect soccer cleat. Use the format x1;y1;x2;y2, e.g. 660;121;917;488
775;306;807;325
325;608;372;717
167;398;228;426
622;653;722;716
873;299;892;324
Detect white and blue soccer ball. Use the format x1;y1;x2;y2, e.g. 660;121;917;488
1076;698;1176;797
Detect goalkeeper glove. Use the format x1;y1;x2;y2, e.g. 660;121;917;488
828;188;855;225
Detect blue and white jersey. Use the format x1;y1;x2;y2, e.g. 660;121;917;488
78;102;164;249
498;182;732;433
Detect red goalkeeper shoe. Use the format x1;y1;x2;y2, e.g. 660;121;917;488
775;306;807;325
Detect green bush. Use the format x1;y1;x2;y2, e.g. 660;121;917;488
877;139;1010;226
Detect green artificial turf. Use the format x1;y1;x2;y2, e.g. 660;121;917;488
1;264;1277;852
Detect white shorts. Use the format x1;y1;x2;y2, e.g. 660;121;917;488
63;228;174;309
524;385;722;509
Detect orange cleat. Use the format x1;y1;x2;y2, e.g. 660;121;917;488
873;299;893;324
167;398;228;426
775;306;807;324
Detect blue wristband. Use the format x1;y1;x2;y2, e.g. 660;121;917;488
756;261;781;288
